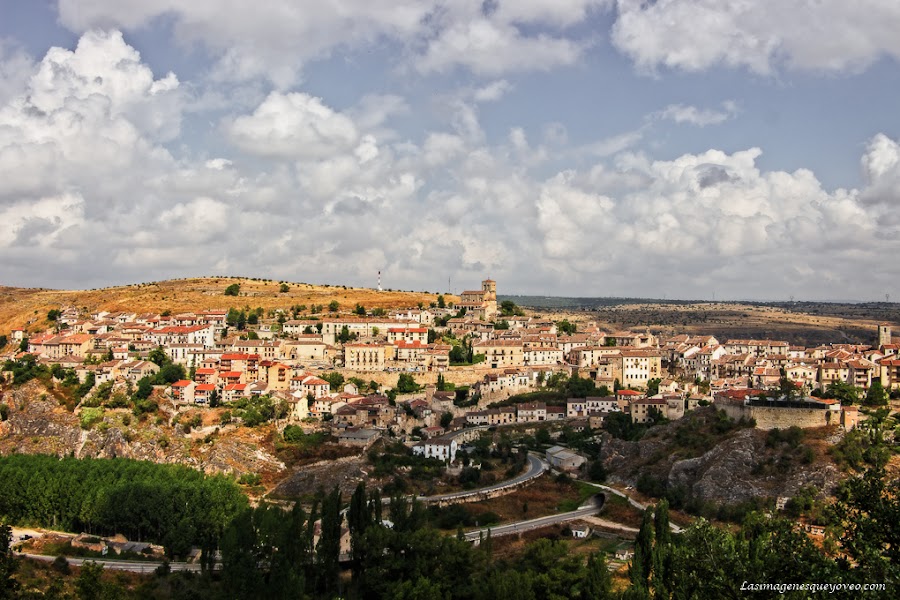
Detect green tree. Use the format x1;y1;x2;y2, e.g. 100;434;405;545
316;487;342;595
347;482;371;583
565;374;598;398
47;308;61;321
500;300;524;317
778;367;797;401
646;377;661;397
440;411;453;428
279;283;290;293
824;380;860;405
221;510;262;599
323;372;345;390
397;373;420;393
631;508;654;588
556;319;576;335
224;283;241;296
133;377;153;401
830;465;900;583
355;303;366;316
154;362;186;384
581;552;612;600
76;561;105;600
148;345;169;366
494;320;510;330
0;335;7;348
328;300;340;312
863;380;888;406
337;325;355;343
0;523;19;600
437;295;446;309
449;344;466;364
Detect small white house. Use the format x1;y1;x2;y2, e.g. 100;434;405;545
412;438;458;463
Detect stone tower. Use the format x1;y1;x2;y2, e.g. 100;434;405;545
482;279;496;301
482;279;497;319
878;324;892;347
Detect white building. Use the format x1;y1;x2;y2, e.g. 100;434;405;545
412;438;458;462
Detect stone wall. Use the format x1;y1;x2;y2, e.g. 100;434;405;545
747;406;835;430
339;366;494;388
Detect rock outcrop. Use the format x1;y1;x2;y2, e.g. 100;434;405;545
0;380;283;476
600;408;844;506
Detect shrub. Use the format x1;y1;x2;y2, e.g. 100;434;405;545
224;283;241;296
52;555;70;574
79;407;104;430
282;425;305;443
238;473;261;486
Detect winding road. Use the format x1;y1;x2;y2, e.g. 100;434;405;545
463;501;603;542
418;453;548;505
17;553;202;574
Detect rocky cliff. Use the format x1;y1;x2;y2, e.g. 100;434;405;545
600;407;844;506
0;380;284;476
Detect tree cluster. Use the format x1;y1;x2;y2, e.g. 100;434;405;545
0;455;247;558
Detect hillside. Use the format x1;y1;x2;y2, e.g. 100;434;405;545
0;276;457;335
519;300;894;347
599;407;846;518
0;379;286;479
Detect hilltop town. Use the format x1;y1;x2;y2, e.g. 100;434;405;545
2;277;899;599
2;277;898;460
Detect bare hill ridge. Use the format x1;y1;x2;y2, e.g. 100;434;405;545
0;276;456;334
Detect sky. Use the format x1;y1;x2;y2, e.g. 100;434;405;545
1;1;900;302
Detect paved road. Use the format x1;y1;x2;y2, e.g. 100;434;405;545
18;553;202;573
420;453;547;504
463;502;601;542
579;482;683;533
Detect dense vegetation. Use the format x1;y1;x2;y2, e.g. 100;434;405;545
6;463;896;599
0;455;247;557
215;485;615;600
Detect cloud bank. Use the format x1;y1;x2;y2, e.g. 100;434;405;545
1;7;899;300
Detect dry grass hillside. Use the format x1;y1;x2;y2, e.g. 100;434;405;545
0;277;458;335
551;303;894;347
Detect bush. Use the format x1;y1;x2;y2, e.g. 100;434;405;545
587;460;607;483
459;467;482;488
238;473;261;486
283;425;305;443
80;407;104;430
52;555;70;574
636;473;667;498
224;283;241;296
397;373;420;393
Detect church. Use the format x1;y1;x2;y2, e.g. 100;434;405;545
457;279;498;320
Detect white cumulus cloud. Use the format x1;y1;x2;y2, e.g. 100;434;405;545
226;92;360;160
611;0;900;74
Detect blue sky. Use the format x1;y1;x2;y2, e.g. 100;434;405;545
1;1;900;301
